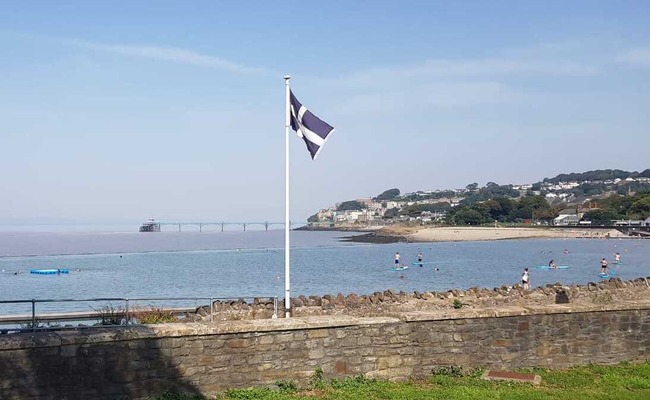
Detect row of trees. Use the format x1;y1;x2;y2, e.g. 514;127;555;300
582;192;650;223
447;195;556;225
543;169;650;185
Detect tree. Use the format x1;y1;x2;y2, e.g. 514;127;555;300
374;188;400;201
582;209;620;224
383;207;399;219
453;208;485;226
629;196;650;218
465;183;479;192
337;200;366;211
307;213;319;223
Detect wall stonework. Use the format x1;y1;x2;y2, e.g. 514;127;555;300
1;302;649;399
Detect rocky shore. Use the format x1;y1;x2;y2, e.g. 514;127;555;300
187;276;650;322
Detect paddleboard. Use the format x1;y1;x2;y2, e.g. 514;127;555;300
411;261;434;266
535;265;570;270
598;273;610;279
393;266;409;271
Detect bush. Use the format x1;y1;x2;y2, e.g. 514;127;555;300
309;367;326;389
431;365;465;378
275;380;297;393
133;306;178;324
452;299;464;309
92;304;127;325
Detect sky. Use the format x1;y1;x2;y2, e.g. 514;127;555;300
1;1;650;225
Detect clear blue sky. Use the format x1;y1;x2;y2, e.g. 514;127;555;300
1;1;649;224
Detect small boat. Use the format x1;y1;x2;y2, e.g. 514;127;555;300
139;217;161;232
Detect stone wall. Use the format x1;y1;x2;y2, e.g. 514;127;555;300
191;276;650;322
1;300;649;399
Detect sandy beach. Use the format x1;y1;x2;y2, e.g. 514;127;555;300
374;226;628;243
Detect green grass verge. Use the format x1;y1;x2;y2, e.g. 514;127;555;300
156;361;650;400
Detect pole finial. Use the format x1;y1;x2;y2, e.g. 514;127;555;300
284;75;291;81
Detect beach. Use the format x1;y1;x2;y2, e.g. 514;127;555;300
345;225;629;243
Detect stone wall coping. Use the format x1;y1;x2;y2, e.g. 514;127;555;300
399;299;650;322
2;300;649;351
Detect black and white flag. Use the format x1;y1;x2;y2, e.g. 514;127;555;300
289;91;334;160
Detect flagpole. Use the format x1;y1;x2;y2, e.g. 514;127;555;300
284;75;292;318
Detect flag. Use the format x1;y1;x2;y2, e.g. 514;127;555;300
289;90;334;160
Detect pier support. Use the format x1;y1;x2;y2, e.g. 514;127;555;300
221;223;224;232
178;224;181;232
199;224;203;232
265;222;269;232
243;223;246;232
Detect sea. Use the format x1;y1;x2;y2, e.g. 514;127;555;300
1;225;649;316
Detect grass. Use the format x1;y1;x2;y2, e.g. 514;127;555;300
155;361;650;400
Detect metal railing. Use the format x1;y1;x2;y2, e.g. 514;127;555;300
0;296;278;333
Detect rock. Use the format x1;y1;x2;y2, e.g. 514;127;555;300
555;289;570;304
346;294;360;308
293;298;304;308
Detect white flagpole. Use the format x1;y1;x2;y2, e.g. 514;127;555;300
284;75;292;318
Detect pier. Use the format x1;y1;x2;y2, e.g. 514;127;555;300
141;221;304;232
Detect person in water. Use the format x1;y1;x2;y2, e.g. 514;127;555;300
600;258;609;274
417;250;423;266
549;259;557;269
394;252;401;267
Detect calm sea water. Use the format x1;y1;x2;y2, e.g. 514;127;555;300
1;229;648;315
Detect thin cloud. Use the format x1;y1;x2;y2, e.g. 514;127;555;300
618;48;650;67
329;57;599;89
67;39;276;75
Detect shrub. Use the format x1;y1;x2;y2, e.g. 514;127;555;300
452;299;464;309
431;365;465;378
309;367;326;389
133;306;178;324
92;304;128;325
275;380;298;393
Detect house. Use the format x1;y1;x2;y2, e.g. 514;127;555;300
554;215;580;226
554;208;580;226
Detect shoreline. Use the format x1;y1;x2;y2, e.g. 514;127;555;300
336;226;631;244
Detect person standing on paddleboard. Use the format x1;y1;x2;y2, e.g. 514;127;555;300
395;252;401;267
600;258;609;274
417;250;423;266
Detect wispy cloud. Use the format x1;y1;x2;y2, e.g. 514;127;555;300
318;53;600;115
66;39;276;75
4;31;276;74
618;48;650;67
328;57;599;90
